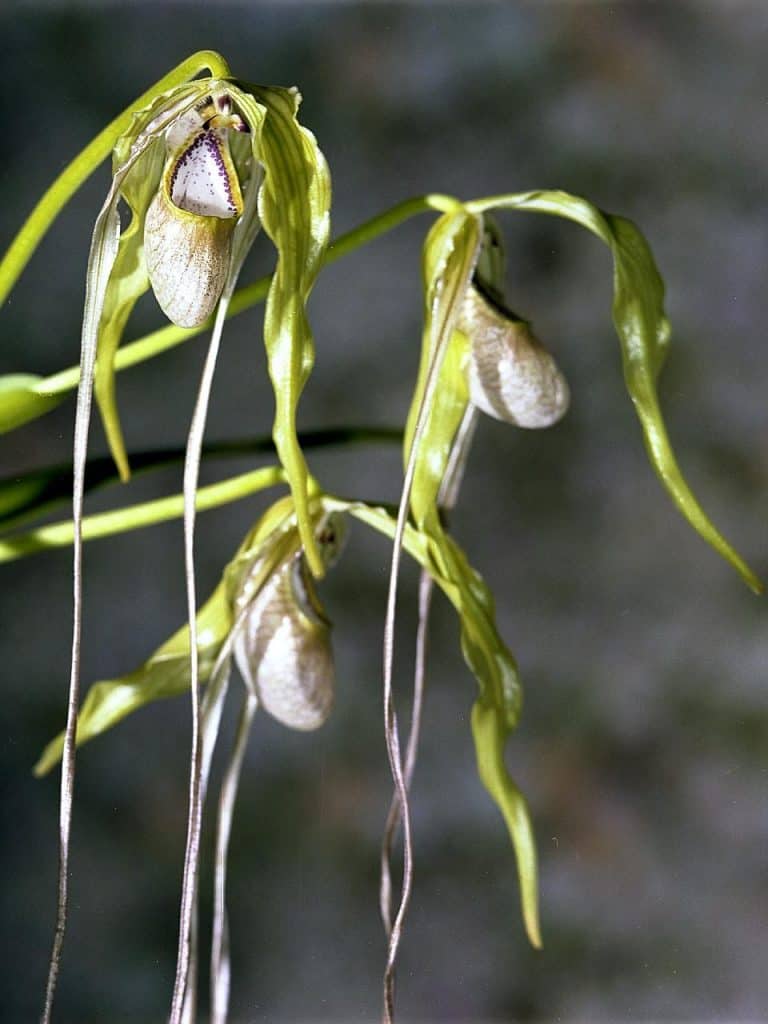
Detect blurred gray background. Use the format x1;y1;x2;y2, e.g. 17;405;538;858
1;2;767;1021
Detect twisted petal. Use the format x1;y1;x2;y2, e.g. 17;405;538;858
33;581;232;776
332;497;539;947
468;190;762;593
403;209;482;532
245;84;332;577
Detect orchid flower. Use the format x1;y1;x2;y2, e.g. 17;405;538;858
0;50;761;1024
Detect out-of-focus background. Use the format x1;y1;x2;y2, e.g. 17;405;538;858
1;3;767;1021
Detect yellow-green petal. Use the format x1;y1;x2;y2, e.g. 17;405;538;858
243;84;332;577
471;701;541;948
94;142;164;481
333;497;536;943
468;190;762;593
34;580;232;776
404;209;481;532
0;51;232;309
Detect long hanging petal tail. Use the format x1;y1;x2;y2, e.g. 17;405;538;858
381;209;482;1022
170;109;265;1023
41;187;122;1024
210;693;258;1024
170;294;232;1024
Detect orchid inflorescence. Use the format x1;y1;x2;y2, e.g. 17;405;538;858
0;52;760;1024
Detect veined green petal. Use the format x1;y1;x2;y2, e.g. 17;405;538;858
330;498;520;719
94;143;164;482
437;525;537;946
404;210;481;531
33;494;304;776
0;52;232;308
468;191;762;593
34;581;232;777
0;374;63;432
330;496;536;943
433;528;521;725
242;84;332;578
93;80;227;484
471;702;541;948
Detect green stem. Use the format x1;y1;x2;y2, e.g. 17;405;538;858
0;426;403;530
0;466;286;564
35;195;456;398
0;52;232;308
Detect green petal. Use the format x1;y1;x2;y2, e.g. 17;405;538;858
432;527;539;946
471;701;541;948
92;80;222;483
334;497;537;944
0;51;232;308
404;210;481;531
434;528;521;725
92;141;164;482
468;191;762;593
241;84;332;578
33;494;302;776
34;580;232;776
0;374;63;432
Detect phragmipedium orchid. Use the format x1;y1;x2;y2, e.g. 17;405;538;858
0;49;761;1024
0;50;330;1024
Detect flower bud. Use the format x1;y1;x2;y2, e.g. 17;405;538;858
232;513;346;731
144;93;246;328
458;283;570;429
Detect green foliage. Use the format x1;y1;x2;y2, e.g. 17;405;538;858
1;51;762;1019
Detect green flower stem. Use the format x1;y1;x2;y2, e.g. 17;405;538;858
0;413;403;565
33;195;458;400
0;52;232;309
0;426;403;530
0;466;286;564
